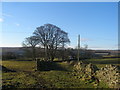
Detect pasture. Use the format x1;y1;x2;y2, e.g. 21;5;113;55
1;58;120;88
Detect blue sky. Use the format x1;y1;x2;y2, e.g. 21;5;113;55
0;2;118;50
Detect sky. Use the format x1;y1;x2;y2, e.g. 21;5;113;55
1;0;119;2
0;2;118;50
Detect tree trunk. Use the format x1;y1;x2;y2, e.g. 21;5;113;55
45;45;48;61
62;42;65;61
32;47;36;61
51;51;54;61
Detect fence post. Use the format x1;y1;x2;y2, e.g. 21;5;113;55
36;58;38;71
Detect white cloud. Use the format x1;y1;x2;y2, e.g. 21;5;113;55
0;18;3;22
0;44;22;47
81;38;92;42
66;45;75;48
15;23;20;26
88;46;118;50
2;13;13;17
0;13;13;18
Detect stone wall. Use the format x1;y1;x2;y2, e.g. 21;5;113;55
73;61;120;88
36;60;54;71
36;60;67;71
96;64;120;88
74;61;98;80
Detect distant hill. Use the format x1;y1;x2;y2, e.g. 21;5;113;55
2;47;24;55
1;47;119;56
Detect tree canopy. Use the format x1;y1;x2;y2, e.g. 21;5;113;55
23;24;70;61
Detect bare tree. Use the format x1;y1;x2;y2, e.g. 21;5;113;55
33;24;70;61
22;36;39;60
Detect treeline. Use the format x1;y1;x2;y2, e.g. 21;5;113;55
22;47;96;60
2;47;102;60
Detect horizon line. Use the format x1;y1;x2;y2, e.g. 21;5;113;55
0;46;119;50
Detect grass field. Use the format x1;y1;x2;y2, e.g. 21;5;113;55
1;58;120;88
81;58;120;69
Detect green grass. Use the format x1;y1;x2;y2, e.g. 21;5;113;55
82;58;120;65
2;72;37;88
2;58;119;88
81;58;120;69
34;71;95;88
88;58;119;61
2;61;95;88
1;61;36;72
